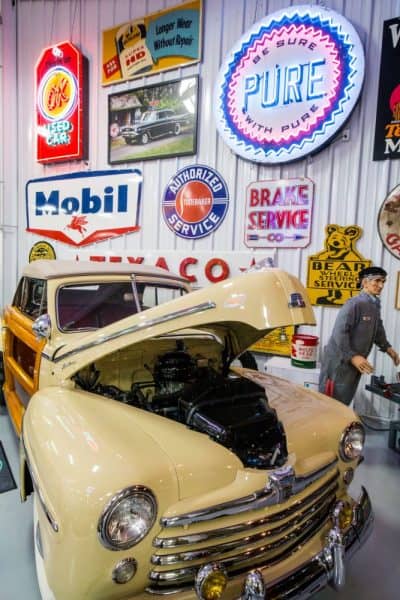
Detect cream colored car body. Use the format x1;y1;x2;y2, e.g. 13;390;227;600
19;267;372;600
2;260;191;434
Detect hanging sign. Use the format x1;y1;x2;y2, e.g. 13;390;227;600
101;0;202;86
26;170;142;247
373;17;400;160
214;5;364;164
162;164;229;240
378;184;400;258
70;250;275;288
245;178;313;248
36;41;86;163
307;224;371;306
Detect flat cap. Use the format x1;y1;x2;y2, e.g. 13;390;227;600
358;266;387;280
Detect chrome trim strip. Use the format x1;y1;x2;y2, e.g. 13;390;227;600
20;432;59;533
161;458;338;527
152;493;336;565
150;504;331;583
154;474;338;548
50;301;216;363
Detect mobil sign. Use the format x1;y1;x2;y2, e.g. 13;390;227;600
245;178;314;249
26;169;142;246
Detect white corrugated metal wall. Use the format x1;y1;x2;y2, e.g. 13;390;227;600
2;0;400;418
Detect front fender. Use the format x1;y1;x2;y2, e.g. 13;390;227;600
23;387;181;599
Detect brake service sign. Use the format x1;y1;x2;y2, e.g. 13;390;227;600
245;178;314;248
26;170;142;246
214;5;364;164
36;41;85;163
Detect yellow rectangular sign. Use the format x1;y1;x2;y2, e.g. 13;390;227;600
250;326;294;356
101;0;202;86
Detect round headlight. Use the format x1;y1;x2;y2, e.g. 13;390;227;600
99;486;157;550
339;422;365;462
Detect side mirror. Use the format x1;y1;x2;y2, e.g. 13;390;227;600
32;314;52;340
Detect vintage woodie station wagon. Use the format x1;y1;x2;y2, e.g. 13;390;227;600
0;260;372;599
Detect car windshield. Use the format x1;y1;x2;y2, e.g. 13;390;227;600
140;111;157;123
57;280;187;331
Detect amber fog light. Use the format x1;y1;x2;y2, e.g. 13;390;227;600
112;557;137;584
343;468;354;485
195;563;228;600
332;501;353;532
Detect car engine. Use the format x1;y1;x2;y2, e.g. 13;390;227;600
74;341;288;469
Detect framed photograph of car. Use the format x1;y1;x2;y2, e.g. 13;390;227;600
108;75;199;164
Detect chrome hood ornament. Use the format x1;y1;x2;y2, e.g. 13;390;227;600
266;465;295;503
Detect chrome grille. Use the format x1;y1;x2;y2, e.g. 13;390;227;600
148;462;339;594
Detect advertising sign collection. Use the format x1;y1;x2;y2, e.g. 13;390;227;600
27;0;400;339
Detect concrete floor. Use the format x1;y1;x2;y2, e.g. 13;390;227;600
0;405;399;600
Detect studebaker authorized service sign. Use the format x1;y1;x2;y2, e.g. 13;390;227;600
245;178;314;249
162;165;229;239
36;41;86;163
26;170;142;247
214;5;365;164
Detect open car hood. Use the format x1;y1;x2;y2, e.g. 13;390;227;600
47;268;315;381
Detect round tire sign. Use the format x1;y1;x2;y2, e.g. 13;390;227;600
378;184;400;259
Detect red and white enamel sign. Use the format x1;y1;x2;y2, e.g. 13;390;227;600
26;170;142;247
245;178;314;248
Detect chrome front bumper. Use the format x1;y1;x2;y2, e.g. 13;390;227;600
197;486;373;599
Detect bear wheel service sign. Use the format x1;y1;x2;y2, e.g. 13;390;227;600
214;5;365;164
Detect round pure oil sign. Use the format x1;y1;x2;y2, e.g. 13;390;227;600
214;5;365;164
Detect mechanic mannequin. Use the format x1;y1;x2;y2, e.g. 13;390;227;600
318;266;400;405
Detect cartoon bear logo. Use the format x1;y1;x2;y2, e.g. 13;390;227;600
313;224;364;261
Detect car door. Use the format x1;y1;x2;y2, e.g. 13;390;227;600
2;277;47;434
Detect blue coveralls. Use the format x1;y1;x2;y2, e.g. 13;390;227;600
318;291;391;405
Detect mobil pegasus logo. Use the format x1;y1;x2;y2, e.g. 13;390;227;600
162;165;229;240
26;169;142;246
